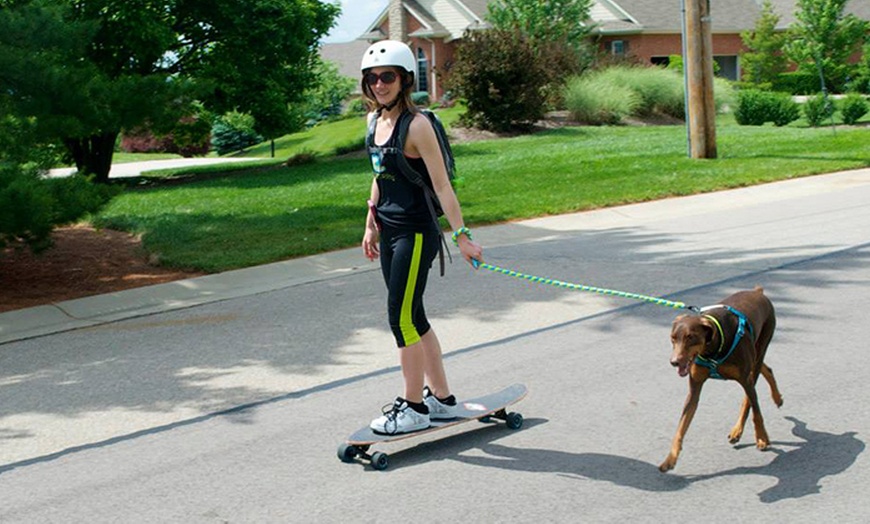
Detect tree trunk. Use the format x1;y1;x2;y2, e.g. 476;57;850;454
64;131;119;183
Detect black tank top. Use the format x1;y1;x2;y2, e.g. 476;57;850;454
369;111;437;231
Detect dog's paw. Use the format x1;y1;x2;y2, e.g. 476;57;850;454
659;457;677;472
728;427;743;444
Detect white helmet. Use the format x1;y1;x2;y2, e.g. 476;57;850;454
360;40;416;74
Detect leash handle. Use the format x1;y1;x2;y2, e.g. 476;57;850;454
476;261;694;311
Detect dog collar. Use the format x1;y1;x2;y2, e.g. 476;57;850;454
702;314;725;355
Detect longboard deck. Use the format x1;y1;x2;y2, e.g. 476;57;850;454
339;384;527;469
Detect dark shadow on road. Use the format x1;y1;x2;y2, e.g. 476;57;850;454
688;416;864;502
446;417;863;502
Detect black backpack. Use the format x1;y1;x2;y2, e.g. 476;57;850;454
365;108;458;274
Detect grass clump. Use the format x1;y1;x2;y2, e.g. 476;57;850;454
564;65;734;125
564;73;641;124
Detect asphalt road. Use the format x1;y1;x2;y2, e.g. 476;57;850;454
1;169;869;523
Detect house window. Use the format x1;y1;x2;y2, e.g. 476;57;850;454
714;56;738;81
611;40;627;56
417;48;428;92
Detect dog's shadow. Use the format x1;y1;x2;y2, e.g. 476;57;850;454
449;416;863;501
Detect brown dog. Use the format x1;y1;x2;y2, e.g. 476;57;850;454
660;286;783;472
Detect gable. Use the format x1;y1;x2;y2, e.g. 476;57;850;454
361;0;486;42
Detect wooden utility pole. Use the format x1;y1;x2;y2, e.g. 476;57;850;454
683;0;717;159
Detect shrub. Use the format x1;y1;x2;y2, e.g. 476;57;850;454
770;93;801;126
343;97;367;117
839;93;868;125
167;115;212;157
0;165;116;251
0;114;113;251
733;89;800;126
774;71;819;95
803;94;835;127
734;89;769;125
211;111;263;156
447;28;555;131
121;114;211;157
120;130;164;154
851;43;870;94
411;92;431;107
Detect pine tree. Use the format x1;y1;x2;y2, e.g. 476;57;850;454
740;0;787;88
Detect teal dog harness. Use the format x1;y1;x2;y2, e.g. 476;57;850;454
694;305;755;380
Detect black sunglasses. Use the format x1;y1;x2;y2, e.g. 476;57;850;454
364;71;399;86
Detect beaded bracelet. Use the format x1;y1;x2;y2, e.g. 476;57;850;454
451;227;472;246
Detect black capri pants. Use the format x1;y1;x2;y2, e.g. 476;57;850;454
379;226;440;347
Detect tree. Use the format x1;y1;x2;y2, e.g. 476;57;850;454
784;0;869;93
0;6;116;250
486;0;595;78
486;0;594;47
740;0;787;87
297;59;357;126
0;0;339;182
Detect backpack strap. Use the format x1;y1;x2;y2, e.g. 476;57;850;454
365;110;378;151
394;110;452;276
394;111;430;189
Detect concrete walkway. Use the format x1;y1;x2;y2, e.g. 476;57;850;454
47;157;261;179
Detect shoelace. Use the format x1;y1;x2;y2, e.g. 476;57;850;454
380;399;405;422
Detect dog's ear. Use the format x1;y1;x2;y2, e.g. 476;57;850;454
699;317;716;348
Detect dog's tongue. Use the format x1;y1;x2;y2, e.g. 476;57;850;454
677;363;689;377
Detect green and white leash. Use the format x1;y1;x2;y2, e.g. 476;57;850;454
472;259;697;312
453;227;696;312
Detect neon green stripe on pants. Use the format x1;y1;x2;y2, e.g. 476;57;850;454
399;233;424;346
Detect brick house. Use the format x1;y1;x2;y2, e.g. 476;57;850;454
594;0;869;81
324;0;868;96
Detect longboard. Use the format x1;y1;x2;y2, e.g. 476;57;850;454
338;383;528;470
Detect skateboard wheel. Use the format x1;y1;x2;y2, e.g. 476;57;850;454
337;443;358;463
370;451;389;470
506;412;524;430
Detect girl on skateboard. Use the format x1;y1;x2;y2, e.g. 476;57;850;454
360;40;483;434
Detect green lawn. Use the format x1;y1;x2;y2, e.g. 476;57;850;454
93;113;870;273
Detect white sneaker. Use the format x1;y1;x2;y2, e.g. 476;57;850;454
370;398;430;435
423;386;458;420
